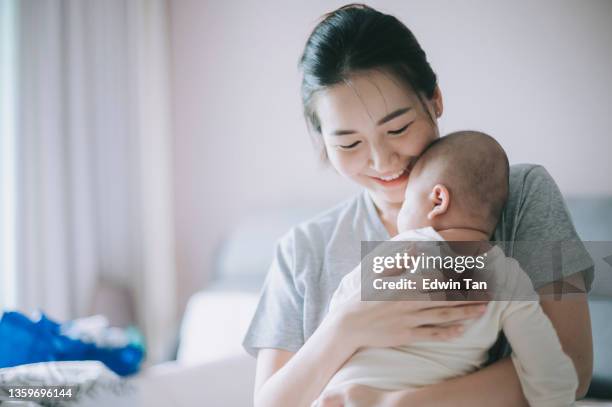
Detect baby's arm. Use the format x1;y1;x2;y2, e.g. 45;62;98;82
501;260;578;407
330;234;434;310
328;266;361;312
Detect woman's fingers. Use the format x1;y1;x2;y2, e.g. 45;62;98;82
413;303;487;325
409;324;465;341
315;392;344;407
335;296;489;348
316;384;386;407
425;300;489;307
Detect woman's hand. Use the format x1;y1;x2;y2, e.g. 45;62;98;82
334;290;488;351
329;240;489;351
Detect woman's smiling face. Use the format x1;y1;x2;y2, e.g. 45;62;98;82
314;69;442;208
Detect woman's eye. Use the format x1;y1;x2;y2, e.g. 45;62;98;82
337;141;361;150
388;122;413;136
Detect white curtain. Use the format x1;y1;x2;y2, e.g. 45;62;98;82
12;0;176;363
0;0;19;310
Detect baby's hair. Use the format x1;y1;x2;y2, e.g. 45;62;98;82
417;131;509;234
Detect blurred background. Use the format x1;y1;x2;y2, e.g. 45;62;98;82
1;0;611;378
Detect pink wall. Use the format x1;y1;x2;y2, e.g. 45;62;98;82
168;0;612;308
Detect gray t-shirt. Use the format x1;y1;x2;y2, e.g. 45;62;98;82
242;164;594;357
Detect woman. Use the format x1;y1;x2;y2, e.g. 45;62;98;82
243;5;593;406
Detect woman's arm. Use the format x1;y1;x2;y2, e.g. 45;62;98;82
388;356;527;407
371;272;593;406
254;300;488;407
538;272;593;398
253;312;354;407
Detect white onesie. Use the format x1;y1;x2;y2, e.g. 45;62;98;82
324;227;578;407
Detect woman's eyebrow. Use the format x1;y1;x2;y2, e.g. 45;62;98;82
331;129;357;136
376;107;412;125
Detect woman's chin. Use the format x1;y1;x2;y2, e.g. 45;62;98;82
369;189;405;207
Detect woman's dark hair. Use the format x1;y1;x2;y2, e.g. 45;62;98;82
299;4;438;160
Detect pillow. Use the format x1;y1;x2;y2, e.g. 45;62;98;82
213;208;317;290
0;361;135;407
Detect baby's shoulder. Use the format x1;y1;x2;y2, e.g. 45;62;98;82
485;246;539;300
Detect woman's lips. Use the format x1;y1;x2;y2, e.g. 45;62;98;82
369;167;411;187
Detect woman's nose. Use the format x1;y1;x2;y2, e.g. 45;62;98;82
368;142;399;173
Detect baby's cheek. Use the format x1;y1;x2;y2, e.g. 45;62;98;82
397;192;421;231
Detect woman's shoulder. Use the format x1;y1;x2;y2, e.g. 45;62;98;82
276;191;379;265
272;192;371;284
503;163;577;240
281;192;371;247
502;163;594;290
509;163;553;189
497;163;564;241
508;163;560;208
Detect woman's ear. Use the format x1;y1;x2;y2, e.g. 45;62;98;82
427;184;450;220
432;86;443;118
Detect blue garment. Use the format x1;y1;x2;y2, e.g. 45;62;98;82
0;312;144;376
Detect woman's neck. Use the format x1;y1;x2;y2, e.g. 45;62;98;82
371;196;402;237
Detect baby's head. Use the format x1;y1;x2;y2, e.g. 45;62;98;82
397;131;509;237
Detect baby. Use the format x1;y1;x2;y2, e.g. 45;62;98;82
321;131;578;406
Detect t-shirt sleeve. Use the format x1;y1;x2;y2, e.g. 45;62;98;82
508;165;594;291
242;230;305;357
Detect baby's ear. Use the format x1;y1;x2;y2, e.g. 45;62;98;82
427;184;450;220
